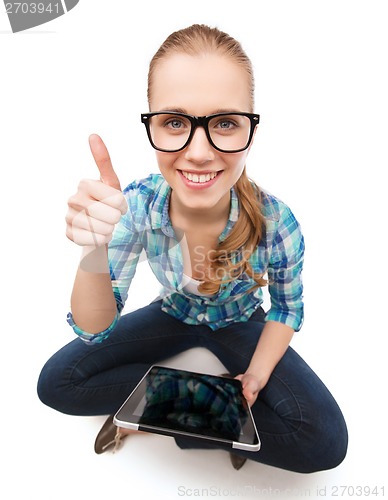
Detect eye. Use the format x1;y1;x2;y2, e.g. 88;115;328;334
161;115;191;131
217;120;236;129
165;119;184;129
211;116;240;134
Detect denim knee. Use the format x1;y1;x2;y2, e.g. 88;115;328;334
298;404;348;474
36;359;65;413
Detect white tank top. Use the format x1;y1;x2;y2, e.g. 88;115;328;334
182;273;203;296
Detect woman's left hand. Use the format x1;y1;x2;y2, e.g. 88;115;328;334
234;373;263;406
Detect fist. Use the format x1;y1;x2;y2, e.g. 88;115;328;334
65;134;128;247
235;373;263;407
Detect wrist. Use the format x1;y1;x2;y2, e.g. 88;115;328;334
79;244;109;273
244;369;270;392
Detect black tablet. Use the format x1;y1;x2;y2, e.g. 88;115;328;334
113;365;261;452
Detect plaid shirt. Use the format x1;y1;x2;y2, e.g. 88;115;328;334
67;173;304;343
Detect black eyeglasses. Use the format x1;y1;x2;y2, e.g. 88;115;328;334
141;111;260;153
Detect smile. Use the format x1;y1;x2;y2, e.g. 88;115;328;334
180;170;219;184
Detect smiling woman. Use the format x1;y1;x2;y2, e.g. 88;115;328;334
146;48;266;293
37;23;348;474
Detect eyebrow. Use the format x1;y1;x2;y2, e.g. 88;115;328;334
156;107;246;115
158;107;188;114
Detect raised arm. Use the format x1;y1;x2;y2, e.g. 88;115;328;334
65;134;128;335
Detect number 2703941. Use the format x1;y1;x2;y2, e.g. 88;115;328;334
5;3;60;15
331;485;385;496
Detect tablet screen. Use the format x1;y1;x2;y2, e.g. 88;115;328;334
114;366;260;449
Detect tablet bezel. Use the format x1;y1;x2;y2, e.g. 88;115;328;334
113;365;261;452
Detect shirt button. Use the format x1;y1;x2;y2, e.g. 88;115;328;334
197;313;205;322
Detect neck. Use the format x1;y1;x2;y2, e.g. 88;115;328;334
170;191;231;230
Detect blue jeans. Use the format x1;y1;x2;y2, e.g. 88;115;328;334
37;301;348;473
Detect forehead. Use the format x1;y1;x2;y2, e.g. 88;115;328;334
149;53;251;114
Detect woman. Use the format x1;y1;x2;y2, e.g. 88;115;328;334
38;24;348;472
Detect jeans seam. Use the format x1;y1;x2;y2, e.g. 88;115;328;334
257;371;303;437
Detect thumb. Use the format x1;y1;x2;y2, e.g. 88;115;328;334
235;374;258;404
89;134;121;191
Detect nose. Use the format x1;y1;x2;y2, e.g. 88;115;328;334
184;126;215;164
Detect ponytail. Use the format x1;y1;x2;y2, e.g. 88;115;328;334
198;168;267;295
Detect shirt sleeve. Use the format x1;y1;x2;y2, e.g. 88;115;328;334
265;204;305;332
66;310;121;344
107;205;144;314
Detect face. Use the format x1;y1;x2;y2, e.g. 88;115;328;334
149;52;255;214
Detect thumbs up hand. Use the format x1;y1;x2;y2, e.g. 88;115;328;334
66;135;128;247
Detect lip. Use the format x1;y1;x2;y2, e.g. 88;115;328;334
178;170;222;189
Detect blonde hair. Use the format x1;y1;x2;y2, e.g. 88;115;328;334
148;24;267;293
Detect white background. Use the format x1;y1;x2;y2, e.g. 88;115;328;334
1;1;387;499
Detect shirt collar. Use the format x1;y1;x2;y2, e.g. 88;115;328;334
150;178;175;237
219;187;239;241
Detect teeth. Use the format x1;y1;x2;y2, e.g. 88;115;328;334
181;171;218;183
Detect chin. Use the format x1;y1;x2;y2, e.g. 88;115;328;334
180;192;228;211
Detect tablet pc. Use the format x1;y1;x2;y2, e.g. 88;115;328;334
113;365;260;452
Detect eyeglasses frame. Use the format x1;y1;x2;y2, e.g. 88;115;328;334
141;111;260;153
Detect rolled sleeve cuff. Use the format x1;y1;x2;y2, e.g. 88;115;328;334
66;311;121;344
265;307;304;332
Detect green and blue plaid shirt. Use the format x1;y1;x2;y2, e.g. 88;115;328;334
67;173;304;343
